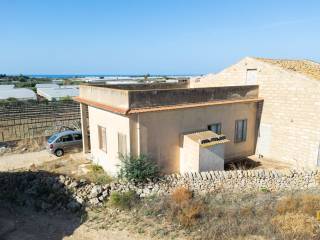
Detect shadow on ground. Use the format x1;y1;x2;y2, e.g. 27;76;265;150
0;171;87;240
225;157;262;170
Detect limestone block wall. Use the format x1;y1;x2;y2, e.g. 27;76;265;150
5;169;319;210
190;57;320;167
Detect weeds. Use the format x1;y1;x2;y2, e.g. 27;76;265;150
171;187;193;205
86;164;112;185
109;191;138;209
276;194;320;216
271;213;319;238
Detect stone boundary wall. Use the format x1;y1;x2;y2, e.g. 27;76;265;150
112;169;320;197
1;169;319;212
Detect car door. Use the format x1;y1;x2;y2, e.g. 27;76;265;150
59;134;74;151
72;133;83;150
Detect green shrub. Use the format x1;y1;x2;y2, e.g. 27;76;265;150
118;155;159;182
109;191;138;209
87;164;112;184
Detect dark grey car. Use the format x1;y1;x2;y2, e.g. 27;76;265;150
47;130;82;157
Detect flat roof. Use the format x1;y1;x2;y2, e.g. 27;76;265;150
184;130;230;148
75;83;261;115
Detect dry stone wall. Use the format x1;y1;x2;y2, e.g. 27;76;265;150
1;169;319;212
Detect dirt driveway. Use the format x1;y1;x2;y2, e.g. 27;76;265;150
0;150;88;174
0;150;57;171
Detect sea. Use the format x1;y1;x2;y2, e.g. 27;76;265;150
28;74;197;79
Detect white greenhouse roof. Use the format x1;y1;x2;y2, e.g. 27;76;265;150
60;85;79;89
0;85;15;90
35;83;59;88
0;88;37;100
37;87;79;100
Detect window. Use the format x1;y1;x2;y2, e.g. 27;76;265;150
118;133;127;156
246;69;257;85
208;123;222;135
60;134;73;142
98;126;107;152
235;119;247;143
73;134;82;141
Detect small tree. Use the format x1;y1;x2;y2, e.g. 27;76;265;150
118;155;159;182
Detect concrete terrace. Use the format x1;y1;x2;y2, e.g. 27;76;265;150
74;83;261;115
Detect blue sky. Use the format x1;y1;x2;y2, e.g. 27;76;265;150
1;0;320;75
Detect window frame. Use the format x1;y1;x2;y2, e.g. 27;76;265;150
60;134;74;142
98;125;107;152
208;122;222;135
117;132;127;157
73;133;82;141
234;119;248;143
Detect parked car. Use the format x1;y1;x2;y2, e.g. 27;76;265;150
47;130;82;157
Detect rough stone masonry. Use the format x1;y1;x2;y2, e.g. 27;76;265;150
0;169;319;212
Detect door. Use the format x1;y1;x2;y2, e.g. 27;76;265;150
73;133;83;150
59;134;74;150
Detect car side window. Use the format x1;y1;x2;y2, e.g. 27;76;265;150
60;134;74;142
74;134;82;140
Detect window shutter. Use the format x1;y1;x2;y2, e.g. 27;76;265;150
118;133;127;156
243;120;247;141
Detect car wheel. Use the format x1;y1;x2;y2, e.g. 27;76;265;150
55;149;64;157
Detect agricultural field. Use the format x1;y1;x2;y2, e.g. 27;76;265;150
0;100;80;142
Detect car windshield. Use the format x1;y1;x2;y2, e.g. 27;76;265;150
48;133;60;143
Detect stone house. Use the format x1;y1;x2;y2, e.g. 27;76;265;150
74;83;263;175
190;57;320;167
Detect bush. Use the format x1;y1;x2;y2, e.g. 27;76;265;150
169;187;203;227
177;201;204;227
109;191;138;209
118;155;159;182
86;164;112;185
171;187;193;205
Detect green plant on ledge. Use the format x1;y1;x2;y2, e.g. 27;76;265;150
118;154;159;182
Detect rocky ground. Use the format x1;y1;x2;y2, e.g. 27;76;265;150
0;150;318;240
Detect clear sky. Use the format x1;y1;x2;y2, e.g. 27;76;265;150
1;0;320;75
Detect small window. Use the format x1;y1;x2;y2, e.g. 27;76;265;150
118;133;127;156
235;119;247;143
74;134;82;141
60;134;73;142
98;126;107;152
208;123;222;135
246;69;257;85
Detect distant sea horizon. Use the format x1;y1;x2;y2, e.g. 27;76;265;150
26;74;200;79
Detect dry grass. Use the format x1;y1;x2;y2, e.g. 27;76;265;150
271;213;319;238
276;194;320;217
171;187;193;205
168;187;204;227
85;188;320;240
85;164;113;184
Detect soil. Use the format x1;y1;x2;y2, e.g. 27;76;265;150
0;204;145;240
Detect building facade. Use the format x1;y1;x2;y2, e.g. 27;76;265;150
190;57;320;167
75;83;263;175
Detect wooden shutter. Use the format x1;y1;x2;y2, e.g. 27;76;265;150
118;133;127;156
